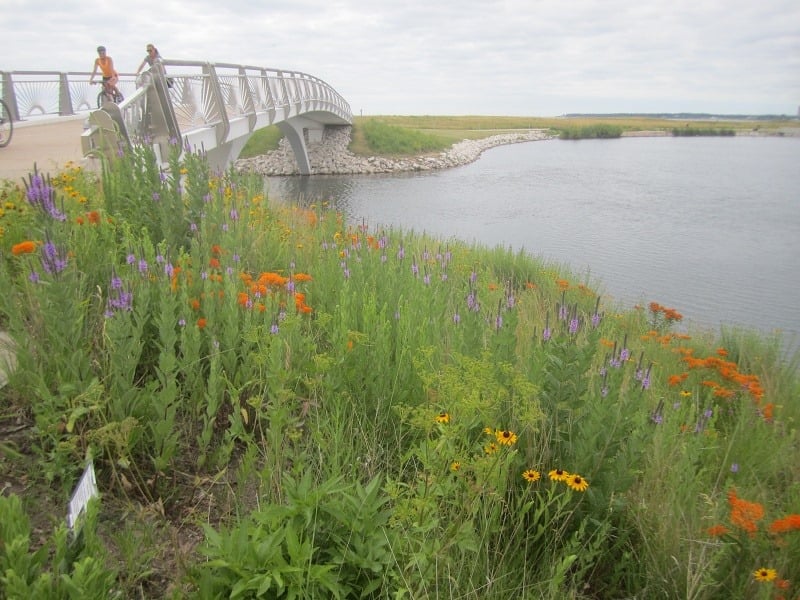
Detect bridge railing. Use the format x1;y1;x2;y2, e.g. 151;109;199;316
1;64;352;127
0;70;140;121
155;60;352;136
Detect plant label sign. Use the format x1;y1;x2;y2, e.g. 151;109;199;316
67;461;99;530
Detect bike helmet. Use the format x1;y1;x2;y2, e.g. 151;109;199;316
97;46;106;52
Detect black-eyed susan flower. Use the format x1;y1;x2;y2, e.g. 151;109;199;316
566;473;589;492
496;429;518;446
435;412;451;424
548;469;570;482
450;461;461;472
753;568;777;582
484;442;499;455
522;469;541;483
483;427;494;435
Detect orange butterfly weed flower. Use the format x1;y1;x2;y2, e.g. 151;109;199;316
197;317;207;329
706;524;730;537
211;244;223;257
727;488;764;536
189;298;201;311
237;292;250;307
11;240;37;255
769;514;800;534
209;257;221;269
87;210;100;224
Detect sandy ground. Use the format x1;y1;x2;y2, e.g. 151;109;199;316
0;116;98;183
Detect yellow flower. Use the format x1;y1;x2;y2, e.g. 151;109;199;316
680;390;692;397
435;412;450;424
548;469;570;482
566;473;589;492
496;430;518;446
484;442;499;455
753;568;777;582
522;469;540;483
450;461;461;472
483;427;494;435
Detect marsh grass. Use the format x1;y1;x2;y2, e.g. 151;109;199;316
0;146;798;598
238;115;799;159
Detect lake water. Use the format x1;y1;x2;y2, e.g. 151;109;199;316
265;136;800;346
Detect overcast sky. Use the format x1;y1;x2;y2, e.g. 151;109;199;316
3;0;799;116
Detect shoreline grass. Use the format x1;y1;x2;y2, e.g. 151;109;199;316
240;115;800;158
0;145;798;598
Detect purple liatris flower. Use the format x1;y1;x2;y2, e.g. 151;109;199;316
25;172;66;221
40;240;68;274
569;317;579;334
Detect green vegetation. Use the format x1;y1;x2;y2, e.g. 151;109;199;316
2;145;798;598
352;119;452;155
239;124;284;157
237;115;799;160
556;123;624;139
672;127;736;136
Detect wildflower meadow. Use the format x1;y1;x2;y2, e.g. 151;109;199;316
0;142;798;599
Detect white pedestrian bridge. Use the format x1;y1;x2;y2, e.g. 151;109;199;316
1;62;352;174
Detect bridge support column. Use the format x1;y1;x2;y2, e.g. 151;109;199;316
277;116;326;175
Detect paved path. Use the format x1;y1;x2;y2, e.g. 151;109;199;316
0;116;97;183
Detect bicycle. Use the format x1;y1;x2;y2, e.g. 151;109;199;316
94;80;124;108
0;98;12;148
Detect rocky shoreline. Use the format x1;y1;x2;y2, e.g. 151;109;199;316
234;126;555;176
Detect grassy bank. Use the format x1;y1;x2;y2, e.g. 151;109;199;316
1;147;799;598
240;114;799;159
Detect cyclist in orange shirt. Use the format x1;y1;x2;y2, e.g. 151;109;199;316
89;46;122;99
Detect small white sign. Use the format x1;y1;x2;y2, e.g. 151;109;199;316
67;462;100;530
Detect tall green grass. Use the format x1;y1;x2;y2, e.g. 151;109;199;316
1;147;798;598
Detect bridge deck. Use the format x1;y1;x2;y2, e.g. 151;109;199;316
0;117;92;181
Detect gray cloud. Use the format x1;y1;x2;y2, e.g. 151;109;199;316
3;0;798;115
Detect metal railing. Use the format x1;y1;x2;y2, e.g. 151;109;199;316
1;70;140;121
1;63;352;127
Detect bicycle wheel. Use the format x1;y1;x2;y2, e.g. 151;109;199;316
97;90;105;108
0;99;12;148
